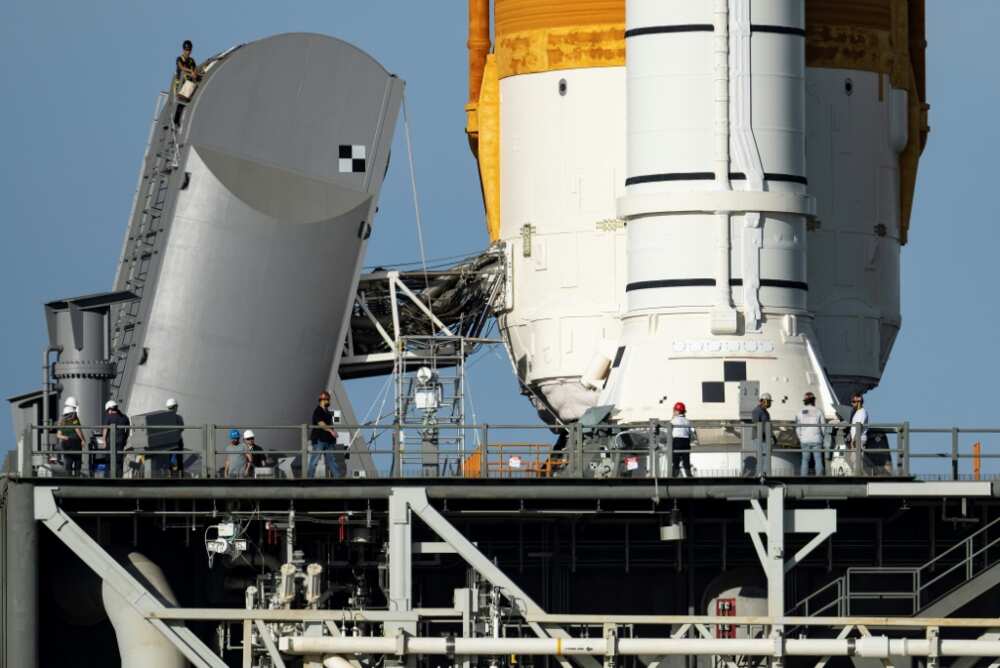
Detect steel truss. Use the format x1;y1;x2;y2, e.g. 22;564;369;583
28;485;1000;668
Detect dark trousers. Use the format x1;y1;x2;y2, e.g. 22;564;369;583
672;437;691;475
173;101;187;127
62;439;82;476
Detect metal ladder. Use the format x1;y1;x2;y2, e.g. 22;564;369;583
108;91;183;399
789;514;1000;617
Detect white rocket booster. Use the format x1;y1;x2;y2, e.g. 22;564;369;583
467;0;927;428
602;0;837;423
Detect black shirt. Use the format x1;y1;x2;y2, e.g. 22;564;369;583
248;443;267;469
103;412;131;449
175;55;197;84
311;406;336;443
751;405;771;423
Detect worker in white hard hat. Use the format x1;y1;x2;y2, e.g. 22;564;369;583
165;397;184;476
56;404;85;476
243;430;268;477
101;399;130;477
63;396;78;410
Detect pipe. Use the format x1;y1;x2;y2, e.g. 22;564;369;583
280;635;1000;658
711;0;737;334
102;552;186;668
41;345;61;466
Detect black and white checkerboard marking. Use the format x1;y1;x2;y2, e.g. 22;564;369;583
339;144;366;173
702;360;749;403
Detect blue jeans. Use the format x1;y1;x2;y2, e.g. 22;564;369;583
800;441;824;476
307;441;346;478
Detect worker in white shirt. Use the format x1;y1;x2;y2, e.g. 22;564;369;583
849;393;869;473
671;402;695;477
795;392;826;476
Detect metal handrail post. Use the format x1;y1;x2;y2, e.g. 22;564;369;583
480;425;489;478
301;424;310;480
755;424;763;478
838;578;845;617
966;538;974;581
205;425;216;478
394;422;403;478
901;422;911;477
109;424;117;479
648;420;658;480
951;428;960;480
573;422;583;477
665;422;674;478
765;422;773;477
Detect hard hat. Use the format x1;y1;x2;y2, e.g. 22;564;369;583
105;400;118;411
243;430;255;440
228;429;240;440
760;393;772;401
166;397;178;409
673;402;686;413
61;405;75;416
63;396;78;409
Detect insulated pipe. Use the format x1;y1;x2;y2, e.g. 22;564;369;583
281;635;1000;658
102;552;186;668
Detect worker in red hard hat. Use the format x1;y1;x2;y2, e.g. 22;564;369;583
670;402;695;477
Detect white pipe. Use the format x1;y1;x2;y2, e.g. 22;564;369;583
280;635;1000;658
711;0;737;334
102;552;186;668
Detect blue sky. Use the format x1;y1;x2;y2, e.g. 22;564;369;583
2;1;998;474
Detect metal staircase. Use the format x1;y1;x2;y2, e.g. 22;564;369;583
789;515;1000;619
108;92;184;400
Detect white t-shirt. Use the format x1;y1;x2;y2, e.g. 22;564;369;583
795;406;826;444
851;407;869;445
672;415;694;440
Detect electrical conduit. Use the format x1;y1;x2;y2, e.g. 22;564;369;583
711;0;738;334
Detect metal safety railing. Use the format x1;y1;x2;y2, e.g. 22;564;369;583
15;419;999;482
789;515;1000;618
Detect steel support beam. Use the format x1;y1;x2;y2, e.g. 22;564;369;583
387;490;416;668
255;619;287;668
3;481;37;668
392;487;600;668
49;482;875;500
32;487;227;668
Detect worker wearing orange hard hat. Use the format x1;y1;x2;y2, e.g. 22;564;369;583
670;402;694;477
